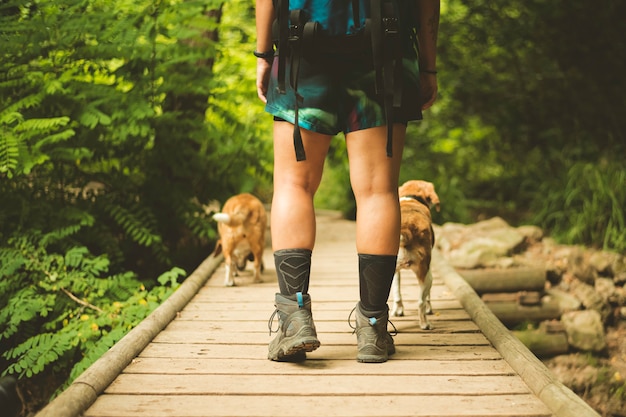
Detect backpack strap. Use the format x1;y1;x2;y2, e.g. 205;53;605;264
276;0;289;95
352;0;361;30
273;0;408;161
369;0;403;158
274;2;313;161
288;9;315;161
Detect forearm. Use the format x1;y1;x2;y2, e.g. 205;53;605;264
256;0;275;52
415;0;440;71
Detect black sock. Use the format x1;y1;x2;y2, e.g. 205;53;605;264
274;249;312;295
358;253;397;314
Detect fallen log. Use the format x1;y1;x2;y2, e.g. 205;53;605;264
482;291;543;306
456;267;547;294
513;328;569;358
485;298;561;327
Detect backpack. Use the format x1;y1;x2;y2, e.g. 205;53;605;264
271;0;419;161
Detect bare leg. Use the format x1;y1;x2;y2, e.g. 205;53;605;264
346;124;405;256
347;124;406;362
271;122;332;251
267;121;329;361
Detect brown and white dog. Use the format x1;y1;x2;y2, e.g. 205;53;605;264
212;193;267;286
390;180;441;330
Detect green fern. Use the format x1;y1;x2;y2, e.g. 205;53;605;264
4;333;73;378
1;227;182;383
106;203;162;247
0;131;20;176
0;0;269;402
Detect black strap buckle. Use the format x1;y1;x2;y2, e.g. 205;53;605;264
383;17;399;35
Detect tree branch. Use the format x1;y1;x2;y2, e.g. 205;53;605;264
60;288;104;313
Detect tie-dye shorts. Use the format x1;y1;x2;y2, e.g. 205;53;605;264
265;52;423;136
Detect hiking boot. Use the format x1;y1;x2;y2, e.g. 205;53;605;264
268;292;320;361
352;303;395;363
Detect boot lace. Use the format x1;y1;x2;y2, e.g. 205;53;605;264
268;309;280;335
347;307;397;336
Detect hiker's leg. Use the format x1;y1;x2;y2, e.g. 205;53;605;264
346;124;405;256
271;121;332;252
346;124;405;362
268;121;330;361
346;124;405;308
272;121;331;294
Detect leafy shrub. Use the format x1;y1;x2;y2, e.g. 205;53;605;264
0;223;184;393
532;161;626;252
0;0;271;407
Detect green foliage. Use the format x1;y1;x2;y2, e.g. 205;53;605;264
532;161;626;252
396;0;626;247
315;1;626;251
0;226;183;390
0;0;273;276
0;0;272;404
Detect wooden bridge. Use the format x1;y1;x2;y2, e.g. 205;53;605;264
36;212;599;417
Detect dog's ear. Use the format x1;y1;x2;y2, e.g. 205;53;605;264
213;240;223;256
427;190;441;212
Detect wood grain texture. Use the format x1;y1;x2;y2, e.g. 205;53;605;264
76;213;561;417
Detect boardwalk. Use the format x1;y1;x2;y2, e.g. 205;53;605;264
37;212;599;417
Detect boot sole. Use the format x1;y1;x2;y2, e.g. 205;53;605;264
269;337;320;361
268;323;320;361
357;353;388;363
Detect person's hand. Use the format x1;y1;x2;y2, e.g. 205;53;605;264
420;73;438;110
256;58;272;103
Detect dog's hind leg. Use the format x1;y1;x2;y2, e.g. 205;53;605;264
252;251;264;283
224;258;236;286
390;271;404;317
424;269;433;314
416;269;433;330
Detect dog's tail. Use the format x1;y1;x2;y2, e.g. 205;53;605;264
212;212;232;224
212;211;248;226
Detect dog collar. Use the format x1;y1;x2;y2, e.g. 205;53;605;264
399;194;429;207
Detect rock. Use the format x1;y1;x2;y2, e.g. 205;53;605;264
570;279;612;322
588;250;618;276
516;224;544;243
614;287;626;307
562;310;607;352
568;247;597;284
472;216;512;231
445;237;507;268
438;217;526;269
609;252;626;276
545;287;582;313
594;278;616;304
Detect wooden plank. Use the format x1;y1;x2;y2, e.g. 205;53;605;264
85;394;552;417
152;330;491;346
138;343;504;361
162;316;477;332
123;357;515;376
104;374;533;395
179;299;464;311
192;285;456;303
75;215;558;417
193;282;456;302
176;307;469;322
